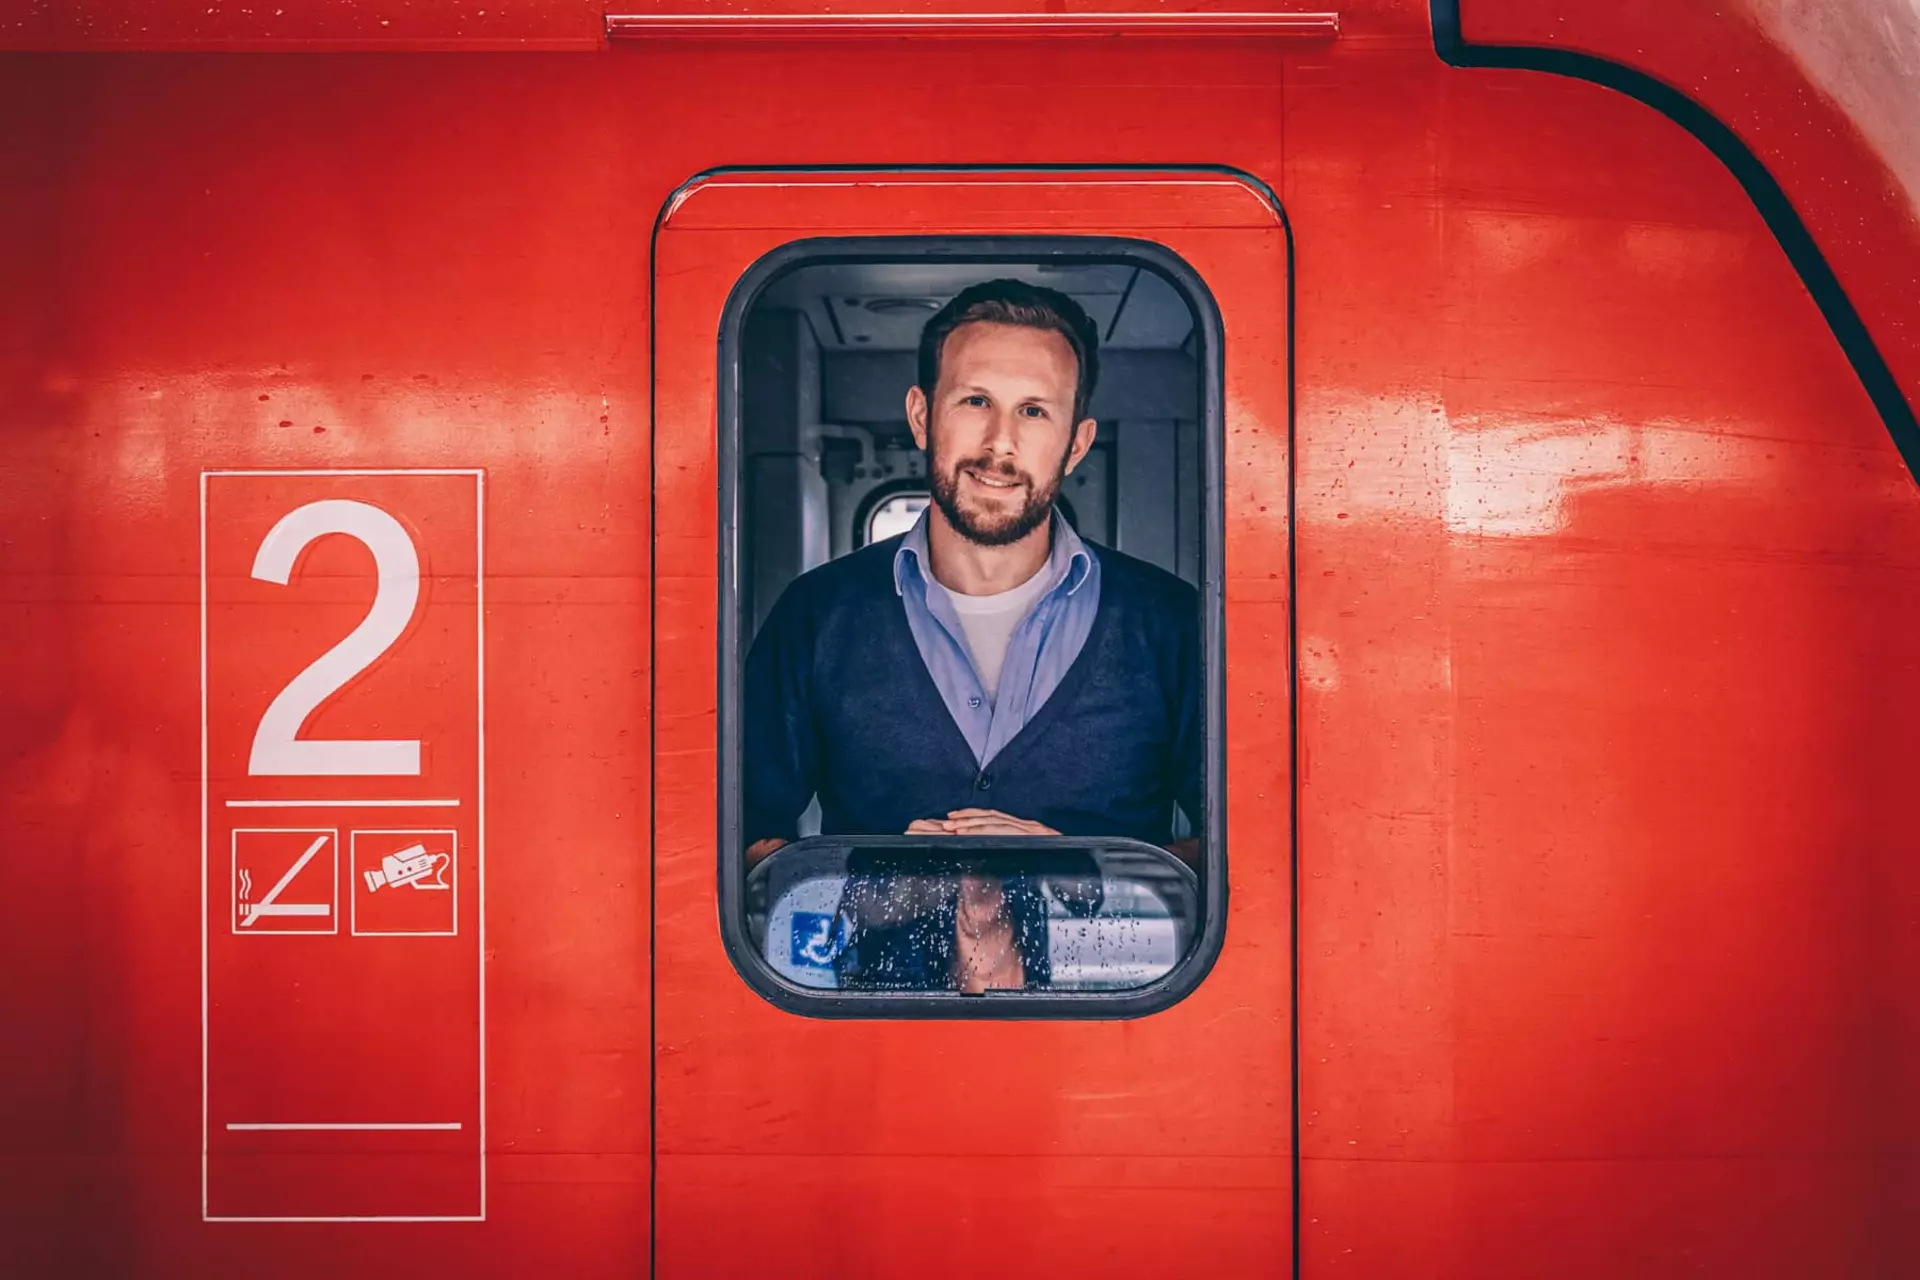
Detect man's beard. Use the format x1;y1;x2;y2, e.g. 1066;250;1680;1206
928;443;1067;548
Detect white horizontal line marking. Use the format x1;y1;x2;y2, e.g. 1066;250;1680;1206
226;799;460;808
226;1122;464;1131
203;469;484;477
206;1215;486;1224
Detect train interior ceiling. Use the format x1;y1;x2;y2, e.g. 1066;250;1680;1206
739;258;1205;640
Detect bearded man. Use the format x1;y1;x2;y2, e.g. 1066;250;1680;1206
742;278;1202;992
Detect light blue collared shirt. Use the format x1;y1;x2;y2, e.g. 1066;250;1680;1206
891;510;1102;768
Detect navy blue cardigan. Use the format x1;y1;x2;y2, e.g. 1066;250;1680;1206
743;535;1203;846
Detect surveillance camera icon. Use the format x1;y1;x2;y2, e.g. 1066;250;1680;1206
363;844;451;893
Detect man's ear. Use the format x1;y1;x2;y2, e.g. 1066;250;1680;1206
1064;417;1098;475
905;385;931;452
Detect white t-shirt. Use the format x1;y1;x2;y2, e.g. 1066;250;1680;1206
943;564;1055;704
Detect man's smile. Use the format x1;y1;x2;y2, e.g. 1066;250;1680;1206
961;466;1024;492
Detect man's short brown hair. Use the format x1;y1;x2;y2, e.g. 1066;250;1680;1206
916;279;1101;423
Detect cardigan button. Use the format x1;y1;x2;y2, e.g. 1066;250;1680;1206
976;772;993;791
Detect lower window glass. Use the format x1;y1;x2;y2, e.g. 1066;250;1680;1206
751;838;1199;994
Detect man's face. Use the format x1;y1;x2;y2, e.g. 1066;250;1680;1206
905;321;1097;547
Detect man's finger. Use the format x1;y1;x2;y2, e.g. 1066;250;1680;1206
945;814;1054;830
944;808;1013;820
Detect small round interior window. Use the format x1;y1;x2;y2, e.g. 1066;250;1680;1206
864;492;930;544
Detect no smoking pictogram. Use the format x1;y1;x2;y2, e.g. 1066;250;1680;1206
231;828;338;934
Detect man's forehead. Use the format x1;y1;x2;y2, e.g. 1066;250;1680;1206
939;321;1078;378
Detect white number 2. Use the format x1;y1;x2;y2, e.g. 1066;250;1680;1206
248;499;423;776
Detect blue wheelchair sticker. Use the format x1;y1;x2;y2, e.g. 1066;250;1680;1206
789;910;852;969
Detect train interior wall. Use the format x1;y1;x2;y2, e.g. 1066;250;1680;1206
739;259;1203;637
3;9;1920;1276
738;259;1203;842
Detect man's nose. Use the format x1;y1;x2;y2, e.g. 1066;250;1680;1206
979;408;1019;456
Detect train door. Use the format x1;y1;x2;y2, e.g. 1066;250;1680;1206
651;170;1293;1274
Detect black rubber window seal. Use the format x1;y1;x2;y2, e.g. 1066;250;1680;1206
713;233;1233;1020
1431;0;1920;484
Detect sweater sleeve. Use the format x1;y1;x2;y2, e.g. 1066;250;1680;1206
742;581;821;846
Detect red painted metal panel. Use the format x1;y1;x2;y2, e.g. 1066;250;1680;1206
1289;41;1920;1278
0;0;1390;52
0;0;609;51
1454;0;1920;448
2;7;1916;1274
0;53;653;1277
651;169;1294;1276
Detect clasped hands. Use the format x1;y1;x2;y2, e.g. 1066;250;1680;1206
744;808;1058;868
906;808;1060;837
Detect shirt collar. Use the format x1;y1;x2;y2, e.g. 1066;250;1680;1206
893;506;1093;599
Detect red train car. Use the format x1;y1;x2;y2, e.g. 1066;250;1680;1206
4;2;1919;1275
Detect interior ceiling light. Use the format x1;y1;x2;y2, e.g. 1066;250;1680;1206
862;297;942;315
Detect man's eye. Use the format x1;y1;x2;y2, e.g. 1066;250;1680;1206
1020;405;1047;419
963;395;989;408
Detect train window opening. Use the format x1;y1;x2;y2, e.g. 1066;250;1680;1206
723;240;1223;1014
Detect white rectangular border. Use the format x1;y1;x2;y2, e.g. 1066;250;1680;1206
203;468;486;1223
229;828;339;935
349;829;459;937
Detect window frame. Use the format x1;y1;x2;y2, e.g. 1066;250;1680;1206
717;235;1228;1019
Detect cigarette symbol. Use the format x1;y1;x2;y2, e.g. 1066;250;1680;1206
240;834;333;927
